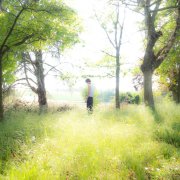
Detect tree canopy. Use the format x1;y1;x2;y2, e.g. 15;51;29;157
0;0;81;119
0;0;81;82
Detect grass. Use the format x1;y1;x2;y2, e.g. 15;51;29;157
0;102;179;179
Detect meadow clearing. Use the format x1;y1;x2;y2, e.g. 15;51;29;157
0;101;179;180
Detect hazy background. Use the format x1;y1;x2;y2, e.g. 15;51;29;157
16;0;145;104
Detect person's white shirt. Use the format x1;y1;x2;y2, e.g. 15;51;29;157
88;83;94;97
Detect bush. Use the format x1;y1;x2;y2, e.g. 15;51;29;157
98;91;141;104
120;92;141;104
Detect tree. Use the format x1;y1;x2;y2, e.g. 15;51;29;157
22;51;48;112
141;0;180;109
95;0;126;108
0;0;80;120
123;0;180;109
18;2;80;113
0;1;44;119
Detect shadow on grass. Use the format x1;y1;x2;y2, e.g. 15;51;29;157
152;105;180;148
152;109;163;123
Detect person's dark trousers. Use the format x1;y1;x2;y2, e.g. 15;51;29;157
87;97;93;113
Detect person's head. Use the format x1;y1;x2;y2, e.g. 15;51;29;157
85;78;91;84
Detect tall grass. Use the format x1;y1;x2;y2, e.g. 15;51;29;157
0;102;179;179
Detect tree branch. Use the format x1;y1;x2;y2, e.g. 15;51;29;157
10;34;34;47
114;2;120;48
150;5;179;13
0;7;25;52
151;0;161;22
43;63;63;77
118;5;126;50
22;54;37;94
94;12;116;48
15;77;37;85
154;2;180;69
101;50;116;58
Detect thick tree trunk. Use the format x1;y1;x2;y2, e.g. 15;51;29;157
0;55;3;120
141;1;162;110
141;41;156;110
115;52;120;109
34;50;47;113
143;70;155;110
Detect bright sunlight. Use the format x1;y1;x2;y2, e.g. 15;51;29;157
0;0;179;179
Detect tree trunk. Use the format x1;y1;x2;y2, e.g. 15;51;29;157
0;55;3;120
115;52;120;109
173;65;180;103
143;70;155;110
0;0;2;11
172;90;178;103
141;39;156;110
177;65;180;103
34;50;48;113
0;3;3;120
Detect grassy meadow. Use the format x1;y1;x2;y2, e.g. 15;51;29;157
0;101;179;179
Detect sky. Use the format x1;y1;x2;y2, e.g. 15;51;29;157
45;0;145;92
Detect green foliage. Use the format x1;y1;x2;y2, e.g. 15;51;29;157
0;0;80;49
154;0;180;102
157;40;180;99
153;0;177;53
98;91;141;104
120;92;141;104
2;52;19;84
0;0;81;85
0;102;179;179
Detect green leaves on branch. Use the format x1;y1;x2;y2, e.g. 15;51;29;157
0;0;81;84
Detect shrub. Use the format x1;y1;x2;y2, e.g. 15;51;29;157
120;92;141;104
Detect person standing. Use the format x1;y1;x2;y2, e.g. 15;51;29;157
85;78;94;113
